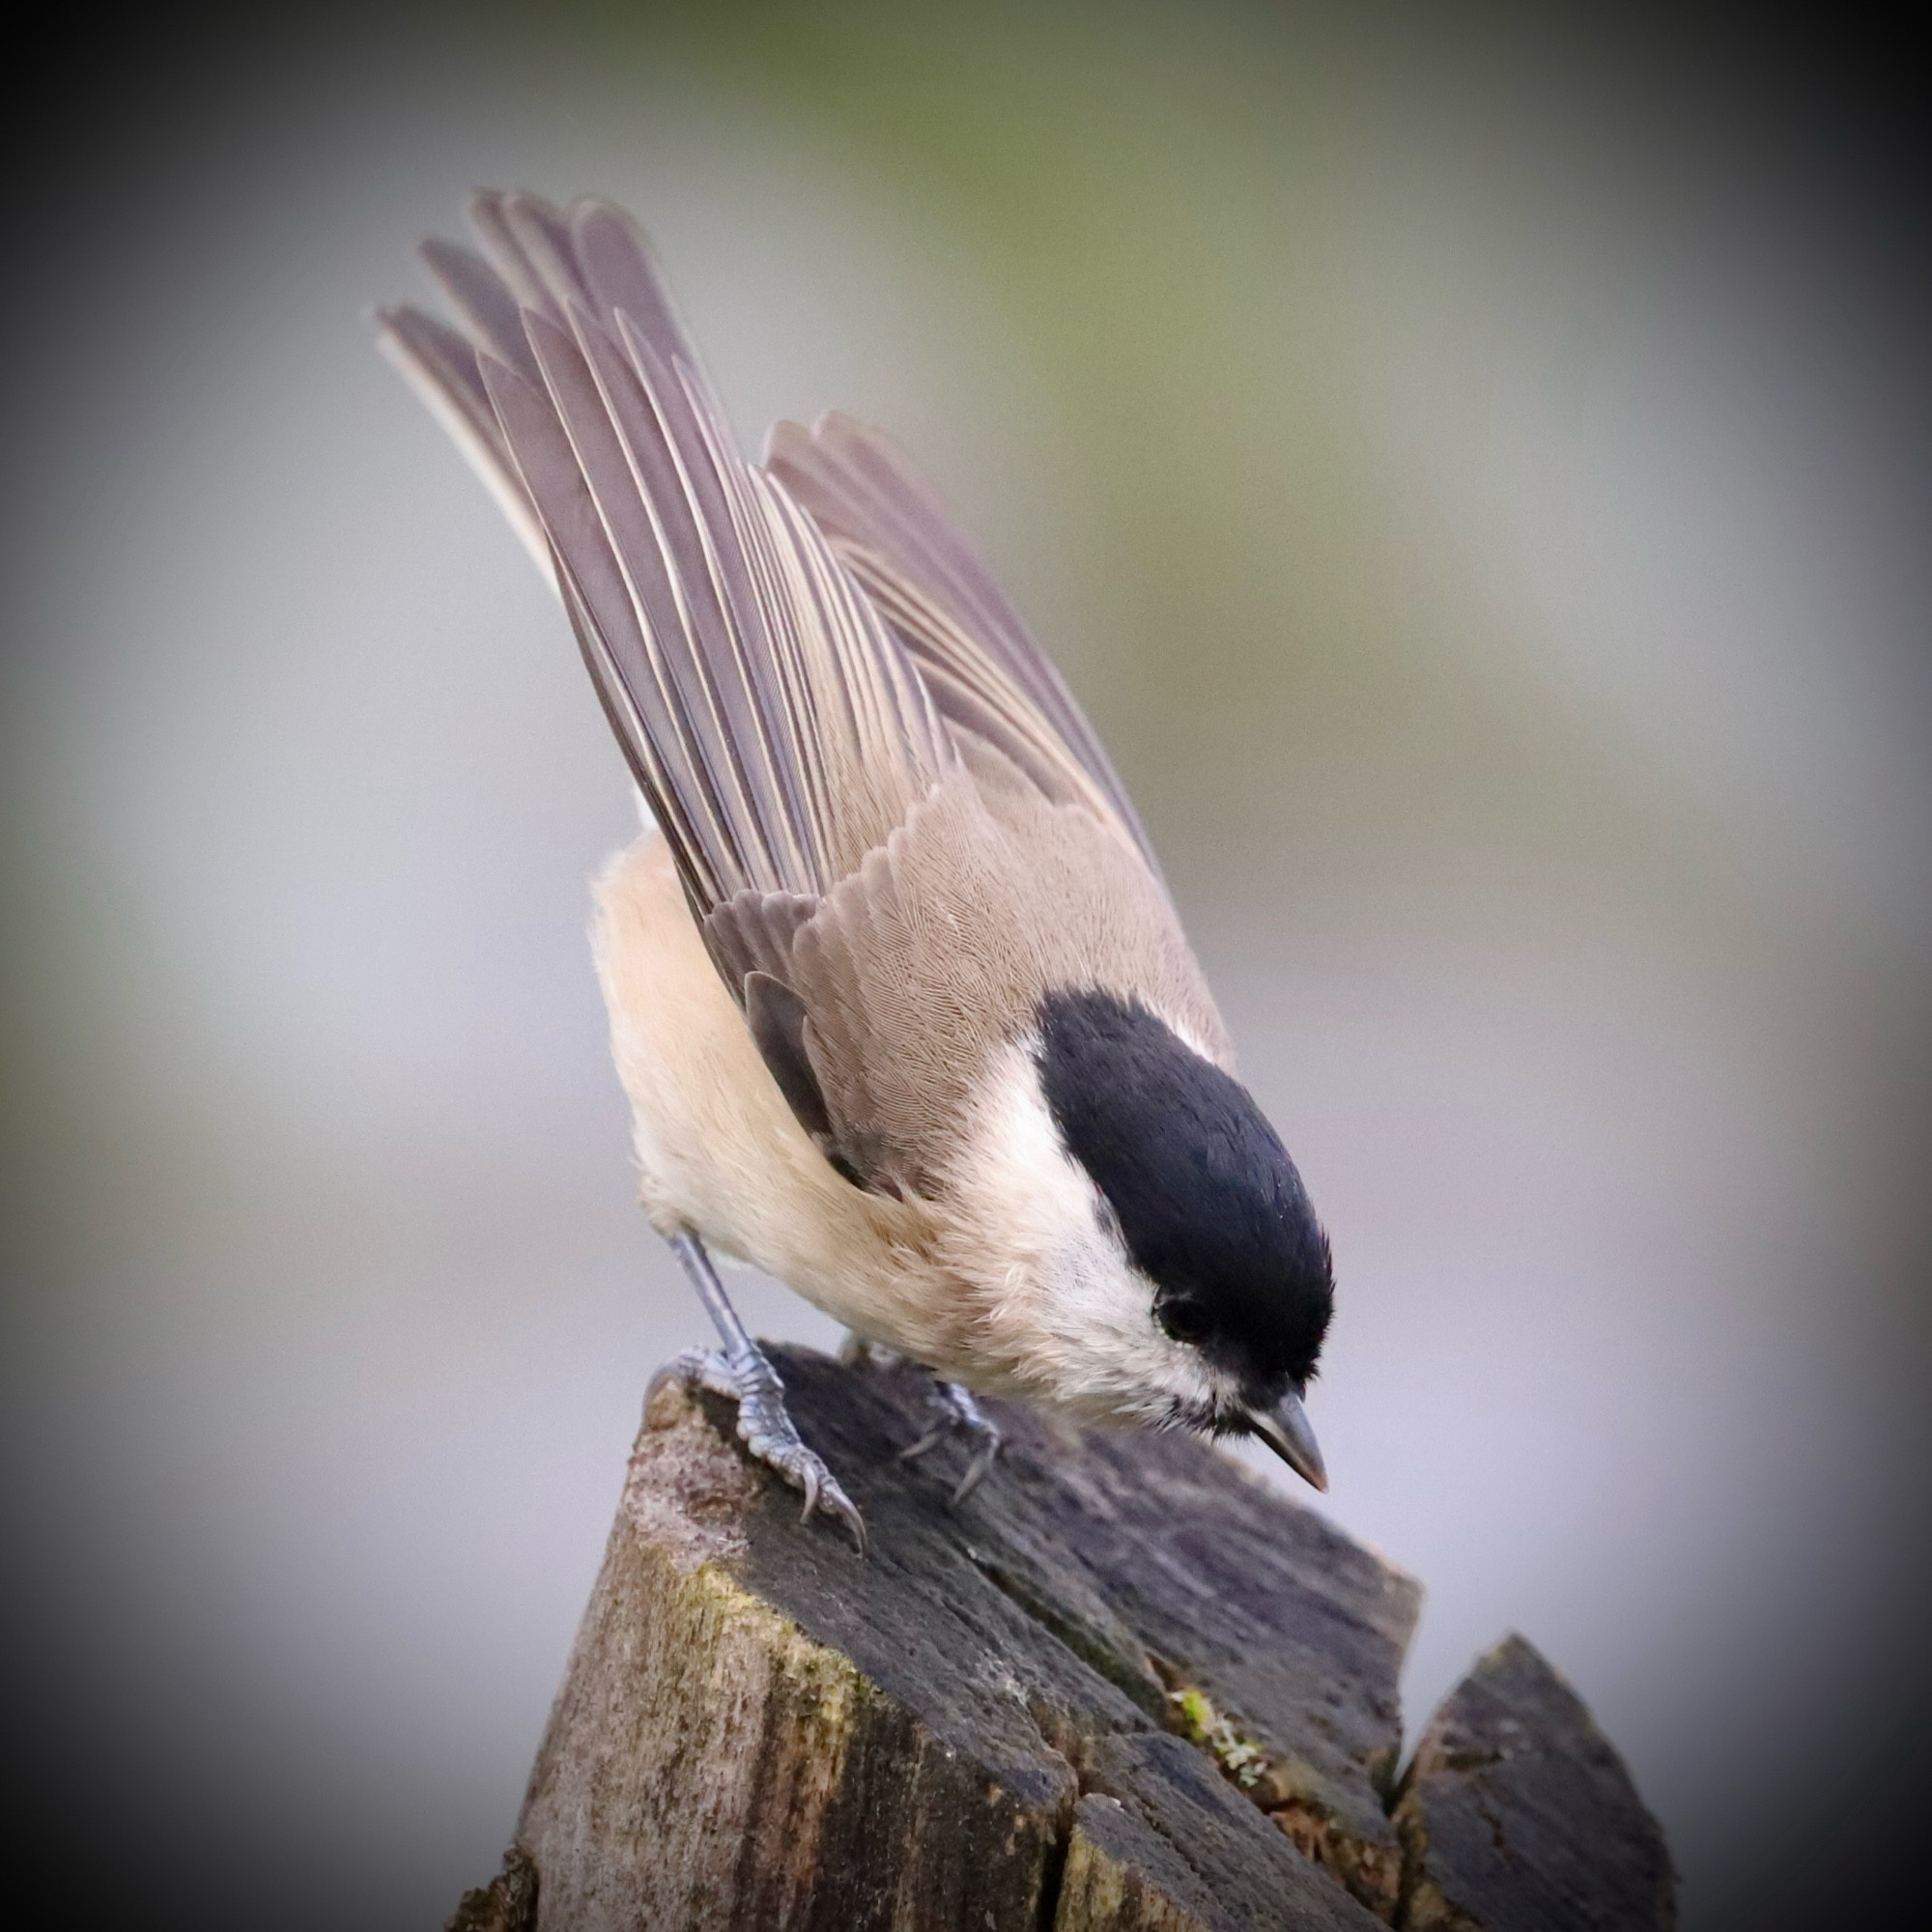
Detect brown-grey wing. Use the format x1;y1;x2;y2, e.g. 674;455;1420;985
376;193;1215;1196
378;192;952;927
375;303;552;577
782;769;1233;1198
766;412;1164;882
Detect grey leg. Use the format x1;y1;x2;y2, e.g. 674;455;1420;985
647;1232;865;1551
899;1377;1003;1504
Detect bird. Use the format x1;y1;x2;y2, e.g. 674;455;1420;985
377;190;1333;1548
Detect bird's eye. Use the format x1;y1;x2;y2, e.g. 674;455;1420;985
1156;1297;1211;1345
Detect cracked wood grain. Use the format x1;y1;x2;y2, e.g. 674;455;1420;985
1392;1636;1675;1932
448;1347;1667;1932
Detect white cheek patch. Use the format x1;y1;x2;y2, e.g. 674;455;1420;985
945;1038;1231;1426
952;1042;1123;1313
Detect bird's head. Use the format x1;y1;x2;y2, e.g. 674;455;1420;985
953;989;1334;1490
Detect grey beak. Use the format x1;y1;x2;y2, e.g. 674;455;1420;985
1247;1390;1328;1492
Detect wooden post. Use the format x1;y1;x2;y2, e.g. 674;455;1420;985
449;1348;1671;1931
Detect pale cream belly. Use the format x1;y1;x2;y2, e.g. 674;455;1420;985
589;832;977;1370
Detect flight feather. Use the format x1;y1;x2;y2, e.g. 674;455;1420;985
378;192;1227;1195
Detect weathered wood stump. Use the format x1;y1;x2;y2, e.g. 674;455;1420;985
450;1347;1671;1931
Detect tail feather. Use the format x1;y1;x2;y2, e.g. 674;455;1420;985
380;191;952;931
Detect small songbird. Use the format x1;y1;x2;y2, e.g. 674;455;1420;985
378;191;1333;1546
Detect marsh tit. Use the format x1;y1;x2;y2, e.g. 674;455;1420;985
378;192;1332;1547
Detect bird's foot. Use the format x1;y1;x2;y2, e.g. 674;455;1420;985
649;1345;866;1552
898;1378;1003;1504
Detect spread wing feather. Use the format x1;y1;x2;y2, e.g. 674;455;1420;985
766;412;1163;879
374;302;550;574
378;191;952;931
378;191;1222;1191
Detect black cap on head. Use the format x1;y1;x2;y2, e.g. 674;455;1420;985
1034;990;1333;1396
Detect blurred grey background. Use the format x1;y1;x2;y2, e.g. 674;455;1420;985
3;6;1926;1928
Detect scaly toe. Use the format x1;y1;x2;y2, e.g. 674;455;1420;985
646;1348;736;1408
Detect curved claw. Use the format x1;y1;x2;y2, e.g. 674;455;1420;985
778;1445;864;1551
952;1437;1001;1506
902;1378;1002;1506
820;1485;867;1556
